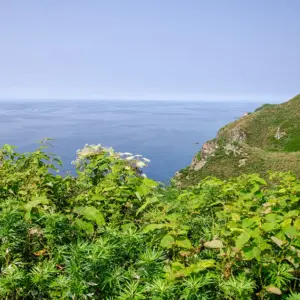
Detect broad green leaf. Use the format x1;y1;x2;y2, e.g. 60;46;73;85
242;218;255;228
261;222;278;232
91;195;106;201
184;260;215;275
142;177;158;187
102;187;115;192
160;234;175;248
229;228;244;233
243;246;261;261
254;236;270;251
136;197;158;216
294;219;300;230
75;219;94;235
121;222;137;231
251;246;261;261
165;213;181;222
24;196;49;211
24;211;31;221
239;192;253;200
249;227;261;238
143;223;171;233
231;213;240;221
265;214;281;222
208;200;223;207
168;260;215;280
285;210;299;218
235;232;250;249
253;176;266;185
282;225;297;238
171;261;184;271
281;218;292;227
176;237;192;249
250;183;260;194
18;190;27;195
291;185;300;193
74;206;105;226
204;240;224;249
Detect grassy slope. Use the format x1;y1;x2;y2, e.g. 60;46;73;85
177;94;300;186
225;94;300;152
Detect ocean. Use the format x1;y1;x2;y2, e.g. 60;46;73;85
0;100;262;182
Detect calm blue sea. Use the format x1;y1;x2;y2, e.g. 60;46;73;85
0;100;262;182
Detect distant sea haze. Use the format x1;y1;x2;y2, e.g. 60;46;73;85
0;100;262;182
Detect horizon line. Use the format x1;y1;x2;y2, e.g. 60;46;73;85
0;96;292;103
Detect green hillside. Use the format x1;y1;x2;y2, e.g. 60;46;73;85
175;94;300;187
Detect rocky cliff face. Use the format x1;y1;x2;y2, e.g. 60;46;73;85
190;126;247;172
190;140;217;171
175;94;300;187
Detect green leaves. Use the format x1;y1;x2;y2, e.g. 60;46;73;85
186;260;215;274
143;223;172;233
0;144;300;299
242;217;259;228
235;232;250;249
24;196;49;211
282;225;297;238
243;246;261;261
136;197;158;216
74;206;105;226
160;235;192;249
24;196;49;220
167;260;215;280
175;237;192;249
160;234;174;248
75;218;94;235
261;222;278;232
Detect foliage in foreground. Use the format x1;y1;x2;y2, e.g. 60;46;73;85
0;142;299;299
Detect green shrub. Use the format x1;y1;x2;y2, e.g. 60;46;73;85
0;143;299;299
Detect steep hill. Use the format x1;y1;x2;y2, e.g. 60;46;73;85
175;94;300;186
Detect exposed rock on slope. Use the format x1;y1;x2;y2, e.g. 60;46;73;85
176;94;300;186
190;140;218;171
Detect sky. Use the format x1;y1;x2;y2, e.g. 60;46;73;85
0;0;299;102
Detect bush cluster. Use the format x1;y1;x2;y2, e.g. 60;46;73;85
0;142;299;299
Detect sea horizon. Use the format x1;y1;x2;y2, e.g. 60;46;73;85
0;99;266;182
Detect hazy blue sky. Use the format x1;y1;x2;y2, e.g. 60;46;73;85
0;1;299;101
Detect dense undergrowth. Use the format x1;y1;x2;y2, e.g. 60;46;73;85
0;142;299;299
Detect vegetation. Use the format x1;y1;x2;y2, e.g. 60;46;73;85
0;141;299;299
254;104;276;113
176;94;300;186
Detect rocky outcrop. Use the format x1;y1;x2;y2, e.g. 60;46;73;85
228;127;246;143
219;126;246;143
274;127;286;140
223;143;245;157
190;126;247;172
190;140;218;171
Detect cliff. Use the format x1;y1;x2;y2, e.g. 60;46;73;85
175;94;300;186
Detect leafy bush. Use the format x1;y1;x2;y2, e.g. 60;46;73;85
0;142;299;299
